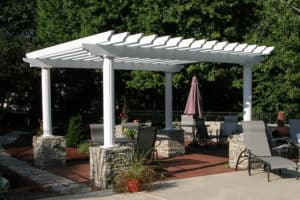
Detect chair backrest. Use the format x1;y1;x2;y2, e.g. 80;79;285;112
136;127;157;152
89;124;104;144
222;116;238;136
242;120;272;157
289;119;300;144
195;117;208;138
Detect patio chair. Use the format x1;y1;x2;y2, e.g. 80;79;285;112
89;124;104;145
136;126;157;161
270;119;300;158
221;116;238;135
218;116;238;144
288;119;300;146
236;120;298;182
195;117;218;146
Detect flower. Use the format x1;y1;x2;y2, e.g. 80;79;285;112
119;112;127;118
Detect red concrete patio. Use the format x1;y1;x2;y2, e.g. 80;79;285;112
4;143;233;186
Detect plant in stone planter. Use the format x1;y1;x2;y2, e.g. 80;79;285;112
123;128;137;140
113;145;162;193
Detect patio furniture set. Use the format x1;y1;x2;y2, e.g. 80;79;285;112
176;115;239;146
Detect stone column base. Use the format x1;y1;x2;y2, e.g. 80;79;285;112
228;134;248;169
155;129;185;158
33;136;66;168
90;145;132;189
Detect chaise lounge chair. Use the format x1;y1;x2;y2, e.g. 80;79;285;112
237;120;298;182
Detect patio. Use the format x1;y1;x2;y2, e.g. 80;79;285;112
38;170;300;200
21;30;274;188
3;142;233;185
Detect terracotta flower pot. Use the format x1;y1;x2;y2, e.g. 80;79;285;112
127;179;141;192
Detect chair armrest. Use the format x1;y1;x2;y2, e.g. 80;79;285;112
272;137;290;143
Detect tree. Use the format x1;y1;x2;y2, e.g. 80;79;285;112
0;0;38;129
245;0;300;118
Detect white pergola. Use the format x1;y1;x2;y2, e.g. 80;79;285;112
24;30;274;148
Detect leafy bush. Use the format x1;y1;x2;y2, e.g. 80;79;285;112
66;115;83;147
77;142;90;155
123;128;137;139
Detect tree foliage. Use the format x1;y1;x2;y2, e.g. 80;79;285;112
0;0;39;129
245;0;300;117
1;0;300;129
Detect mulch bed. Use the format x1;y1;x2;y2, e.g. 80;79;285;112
4;146;89;162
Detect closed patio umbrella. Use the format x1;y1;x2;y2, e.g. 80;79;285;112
184;76;203;117
184;76;204;142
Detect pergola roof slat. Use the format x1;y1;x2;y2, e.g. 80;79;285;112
27;31;114;58
244;45;257;53
233;44;248;52
224;43;238;51
213;41;228;50
262;47;274;55
128;34;157;47
167;38;195;50
253;46;266;53
141;35;170;48
24;30;274;71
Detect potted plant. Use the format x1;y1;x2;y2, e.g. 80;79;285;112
114;145;162;193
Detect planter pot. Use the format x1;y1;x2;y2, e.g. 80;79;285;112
127;179;141;192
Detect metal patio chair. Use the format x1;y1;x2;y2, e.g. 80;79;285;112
89;124;104;145
136;126;157;161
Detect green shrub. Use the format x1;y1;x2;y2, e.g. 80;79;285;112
123;128;137;139
66;115;83;147
78;142;90;155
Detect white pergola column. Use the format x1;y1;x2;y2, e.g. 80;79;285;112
41;67;53;137
165;72;173;129
243;65;253;121
102;56;115;148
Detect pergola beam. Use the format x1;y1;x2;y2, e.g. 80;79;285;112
83;43;264;65
23;58;183;72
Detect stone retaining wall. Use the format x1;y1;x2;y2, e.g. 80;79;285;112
33;136;66;168
155;129;185;158
90;145;132;189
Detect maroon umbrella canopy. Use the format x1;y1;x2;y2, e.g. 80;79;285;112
184;76;203;118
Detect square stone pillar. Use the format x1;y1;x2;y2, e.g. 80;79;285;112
90;145;132;189
228;134;247;169
33;136;66;168
155;129;185;158
229;134;264;170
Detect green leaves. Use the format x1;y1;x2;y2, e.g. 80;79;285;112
126;71;164;91
246;0;300;115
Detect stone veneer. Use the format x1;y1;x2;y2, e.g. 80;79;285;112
229;134;266;170
33;136;66;168
155;129;185;158
90;145;132;189
228;134;248;169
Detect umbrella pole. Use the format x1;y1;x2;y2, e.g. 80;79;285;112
192;115;198;144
